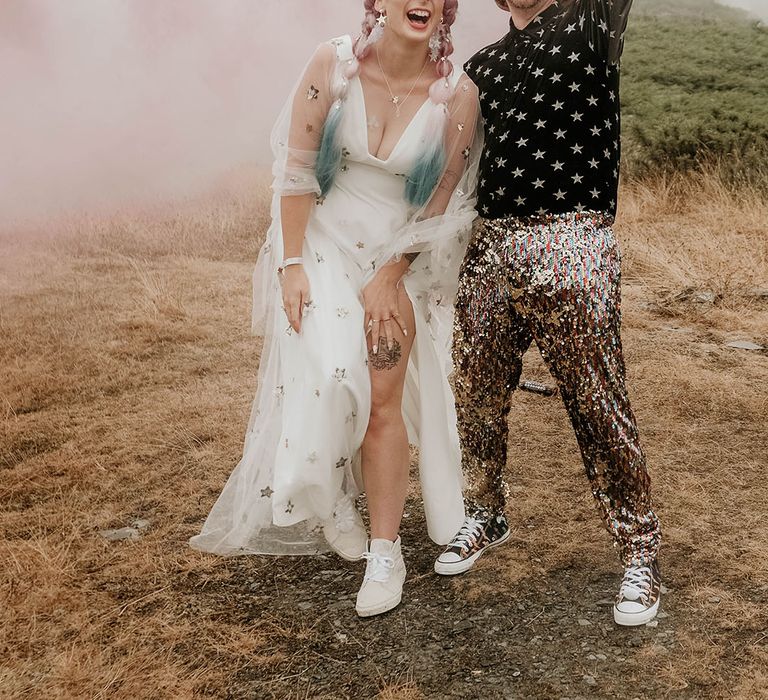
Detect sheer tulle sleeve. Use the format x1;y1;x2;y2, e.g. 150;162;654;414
581;0;634;65
271;43;336;197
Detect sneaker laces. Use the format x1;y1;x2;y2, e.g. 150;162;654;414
619;566;652;603
362;551;395;583
332;495;358;533
448;516;484;552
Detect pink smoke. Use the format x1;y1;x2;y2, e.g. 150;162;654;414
0;0;504;228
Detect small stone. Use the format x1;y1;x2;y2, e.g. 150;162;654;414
583;675;597;686
578;619;592;627
99;527;140;541
587;653;597;661
657;611;669;619
646;620;659;628
298;601;313;610
133;519;151;530
595;598;614;606
726;340;764;351
708;596;721;604
692;290;716;304
334;632;348;643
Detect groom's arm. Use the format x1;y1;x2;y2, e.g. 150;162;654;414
580;0;634;65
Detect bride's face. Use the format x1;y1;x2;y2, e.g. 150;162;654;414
376;0;447;45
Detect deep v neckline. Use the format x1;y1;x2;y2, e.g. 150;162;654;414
355;74;430;164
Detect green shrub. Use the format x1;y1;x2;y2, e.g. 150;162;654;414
621;0;768;186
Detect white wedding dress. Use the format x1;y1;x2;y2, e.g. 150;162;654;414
190;36;481;556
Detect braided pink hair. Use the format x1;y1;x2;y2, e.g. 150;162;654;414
317;1;462;206
347;0;460;107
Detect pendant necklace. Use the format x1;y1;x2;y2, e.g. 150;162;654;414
376;48;429;117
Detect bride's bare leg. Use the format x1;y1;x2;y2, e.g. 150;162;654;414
362;286;416;542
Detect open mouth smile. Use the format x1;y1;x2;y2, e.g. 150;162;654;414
406;8;432;29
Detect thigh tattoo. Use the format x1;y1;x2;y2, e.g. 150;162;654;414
369;336;402;371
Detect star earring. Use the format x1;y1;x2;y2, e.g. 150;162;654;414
376;10;387;26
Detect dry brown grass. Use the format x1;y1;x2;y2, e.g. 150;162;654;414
1;171;767;699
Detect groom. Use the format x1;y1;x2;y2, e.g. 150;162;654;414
435;0;662;626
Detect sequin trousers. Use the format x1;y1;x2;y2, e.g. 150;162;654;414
452;212;661;567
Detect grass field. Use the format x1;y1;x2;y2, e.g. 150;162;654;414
622;0;768;184
2;169;767;698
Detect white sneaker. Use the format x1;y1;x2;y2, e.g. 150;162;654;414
614;561;662;626
322;494;366;561
355;537;406;618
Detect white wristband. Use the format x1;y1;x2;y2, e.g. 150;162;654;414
278;257;304;274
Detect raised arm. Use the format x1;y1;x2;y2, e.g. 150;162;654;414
581;0;634;65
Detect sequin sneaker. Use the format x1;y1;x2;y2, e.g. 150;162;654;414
434;510;510;576
614;560;662;626
322;494;367;561
356;537;406;617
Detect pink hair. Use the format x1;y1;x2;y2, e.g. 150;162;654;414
350;0;460;108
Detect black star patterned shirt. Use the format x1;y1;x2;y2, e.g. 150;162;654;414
465;0;633;219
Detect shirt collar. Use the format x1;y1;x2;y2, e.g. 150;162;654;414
508;0;562;37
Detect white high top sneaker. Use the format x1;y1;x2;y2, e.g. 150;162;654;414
322;494;367;561
355;537;406;618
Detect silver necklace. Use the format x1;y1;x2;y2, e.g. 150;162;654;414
376;48;429;117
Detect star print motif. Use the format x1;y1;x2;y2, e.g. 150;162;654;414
335;457;348;469
260;486;274;498
285;501;294;514
307;452;318;463
465;0;626;217
306;85;319;100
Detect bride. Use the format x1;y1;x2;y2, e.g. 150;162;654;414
190;0;480;617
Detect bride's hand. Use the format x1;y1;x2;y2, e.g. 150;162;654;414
280;265;310;333
363;262;409;354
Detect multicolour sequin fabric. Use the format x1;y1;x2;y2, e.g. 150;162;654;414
452;212;661;567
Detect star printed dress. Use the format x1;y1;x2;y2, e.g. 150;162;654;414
189;36;481;555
